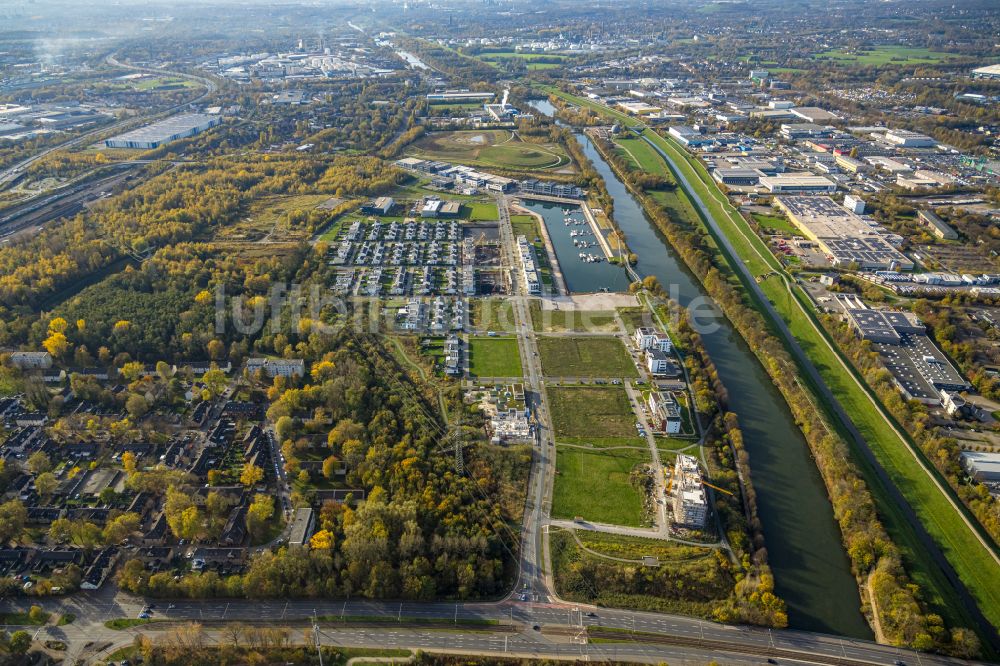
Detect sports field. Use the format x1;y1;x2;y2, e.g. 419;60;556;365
407;130;571;171
537;335;638;378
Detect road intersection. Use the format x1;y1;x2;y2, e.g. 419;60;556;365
1;195;988;666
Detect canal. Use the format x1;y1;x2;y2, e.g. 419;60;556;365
517;200;632;293
529;98;869;638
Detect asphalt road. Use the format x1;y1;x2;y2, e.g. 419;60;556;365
16;588;987;666
0;55;217;191
641;131;1000;653
0;149;989;666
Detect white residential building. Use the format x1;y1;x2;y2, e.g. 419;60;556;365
672;454;707;528
648;391;682;434
633;327;672;353
8;351;52;369
646;349;675;375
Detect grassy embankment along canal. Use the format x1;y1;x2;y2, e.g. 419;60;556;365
542;86;1000;643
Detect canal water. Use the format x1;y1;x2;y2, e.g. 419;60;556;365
517;200;632;293
530;98;869;637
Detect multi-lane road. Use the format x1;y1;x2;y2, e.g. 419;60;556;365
0;54;217;192
17;587;986;666
0;168;990;666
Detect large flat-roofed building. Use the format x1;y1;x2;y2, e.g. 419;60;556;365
791;107;840;123
897;170;954;191
618;101;662;116
104;113;221;150
960;451;1000;482
835;154;869;174
775;196;913;271
884;129;936;148
972;64;1000;80
668;125;714;147
846;304;970;404
759;173;836;193
426;92;494;103
520;179;583;199
846;308;924;344
865;156;913;173
712;168;761;186
918;210;958;240
780;123;833;141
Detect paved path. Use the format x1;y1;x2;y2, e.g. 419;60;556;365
641;129;1000;649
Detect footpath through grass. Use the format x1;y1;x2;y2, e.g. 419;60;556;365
542;85;1000;635
652;129;1000;632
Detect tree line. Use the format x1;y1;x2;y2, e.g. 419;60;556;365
586;132;980;656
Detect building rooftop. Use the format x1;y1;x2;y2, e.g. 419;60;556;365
104;113;219;147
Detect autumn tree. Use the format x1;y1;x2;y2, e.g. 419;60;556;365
240;464;264;488
246;494;274;539
103;513;141;545
322;455;340;479
165;486;203;541
26;451;51;475
126;393;149;418
34;472;57;498
122;451;137;476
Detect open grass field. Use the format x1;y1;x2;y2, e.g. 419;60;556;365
551;445;649;526
548;385;637;439
471;299;517;333
407;130;571;171
530;300;618;332
219;194;335;242
813;46;958;66
477;51;570;63
104;75;201;92
468;336;523;377
574;529;715;562
752;212;802;236
465;201;499;221
613;137;705;235
542;85;1000;638
617;306;658;334
537;335;638;378
511;214;540;239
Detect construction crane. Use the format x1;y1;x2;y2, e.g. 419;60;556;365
702;480;734;496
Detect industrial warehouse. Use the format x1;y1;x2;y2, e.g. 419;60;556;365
103;112;222;150
775;196;914;270
845;302;971;404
